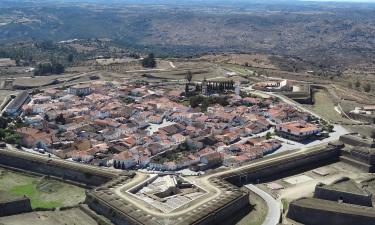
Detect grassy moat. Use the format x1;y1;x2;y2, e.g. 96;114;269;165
0;168;86;209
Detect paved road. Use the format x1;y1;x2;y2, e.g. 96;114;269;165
245;184;281;225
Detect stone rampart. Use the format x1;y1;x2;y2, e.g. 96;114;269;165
314;183;373;207
224;144;341;186
0;197;32;217
339;134;375;148
287;198;375;225
0;149;117;187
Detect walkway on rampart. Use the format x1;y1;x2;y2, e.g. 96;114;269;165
245;184;281;225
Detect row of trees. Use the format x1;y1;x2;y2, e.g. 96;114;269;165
34;62;65;76
205;80;235;93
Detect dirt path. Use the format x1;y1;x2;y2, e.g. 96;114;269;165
169;61;176;69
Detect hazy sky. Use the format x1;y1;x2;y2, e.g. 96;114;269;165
314;0;375;1
300;0;375;2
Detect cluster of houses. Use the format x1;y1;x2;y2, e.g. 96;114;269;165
13;80;322;171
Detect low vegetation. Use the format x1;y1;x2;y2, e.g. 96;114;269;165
0;116;23;145
33;62;65;76
0;168;86;209
189;95;229;112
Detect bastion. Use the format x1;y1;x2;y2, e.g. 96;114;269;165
287;197;375;225
314;177;373;207
0;191;32;217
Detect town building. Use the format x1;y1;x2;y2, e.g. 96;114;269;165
276;121;320;141
5;91;30;116
68;84;92;96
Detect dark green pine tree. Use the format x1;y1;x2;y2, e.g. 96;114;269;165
195;83;201;93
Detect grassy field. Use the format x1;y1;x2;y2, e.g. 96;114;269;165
221;64;255;77
304;90;353;124
281;198;289;213
0;168;86;209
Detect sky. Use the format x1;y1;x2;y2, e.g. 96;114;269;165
303;0;375;2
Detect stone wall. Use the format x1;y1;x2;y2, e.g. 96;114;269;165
287;198;375;225
0;149;117;187
224;145;340;186
85;192;156;225
193;192;249;225
86;189;249;225
314;184;373;207
0;197;32;217
283;85;312;104
339;134;375;148
340;155;374;172
348;112;375;124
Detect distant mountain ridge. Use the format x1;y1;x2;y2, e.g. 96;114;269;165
1;1;375;69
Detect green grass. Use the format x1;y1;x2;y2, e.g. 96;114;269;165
180;100;190;107
304;90;353;124
10;183;36;196
0;168;86;209
281;198;289;212
10;183;61;209
222;64;252;77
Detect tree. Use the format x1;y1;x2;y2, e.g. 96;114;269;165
0;129;6;140
266;132;272;140
55;113;66;125
4;133;21;145
364;83;372;93
68;54;74;63
355;79;361;88
348;82;353;89
141;53;156;68
0;117;8;129
189;95;204;108
195;83;201;93
371;130;375;142
34;62;65;76
327;124;334;133
186;71;193;83
53;63;65;74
